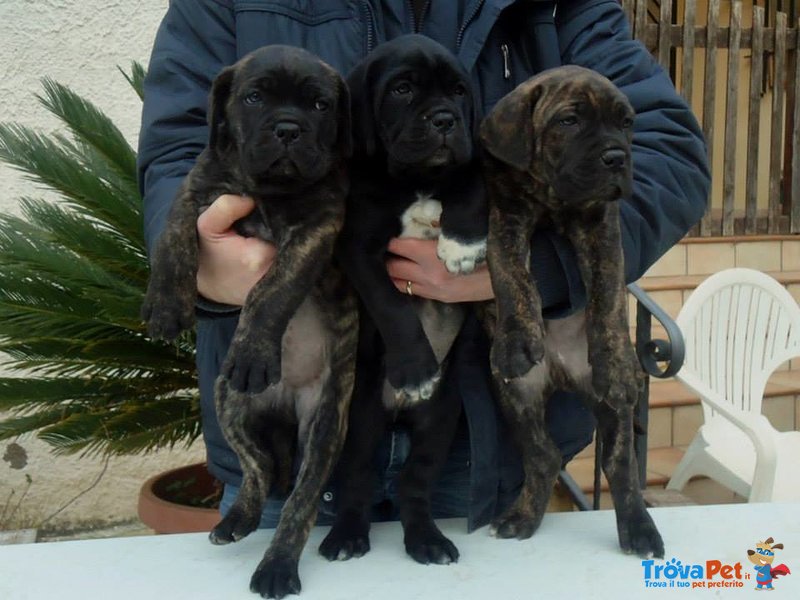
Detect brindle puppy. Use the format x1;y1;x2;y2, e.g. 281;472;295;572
318;35;486;565
479;65;664;558
141;46;356;598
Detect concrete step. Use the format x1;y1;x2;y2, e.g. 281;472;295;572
648;369;800;409
566;447;682;494
573;371;800;461
562;446;746;509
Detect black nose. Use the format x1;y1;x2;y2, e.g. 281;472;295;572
273;121;301;144
601;148;627;169
430;110;456;134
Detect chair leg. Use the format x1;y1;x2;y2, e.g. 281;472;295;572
666;435;706;491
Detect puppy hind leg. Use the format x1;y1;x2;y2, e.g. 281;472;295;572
398;387;462;565
210;381;276;545
595;402;664;558
491;368;560;540
319;363;385;561
250;363;354;598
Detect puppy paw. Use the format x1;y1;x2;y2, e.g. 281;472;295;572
436;234;487;274
250;555;301;599
222;339;281;394
404;521;459;565
489;508;540;540
491;324;545;380
209;506;260;545
591;354;640;407
319;514;370;561
618;508;665;559
141;288;195;341
386;349;441;404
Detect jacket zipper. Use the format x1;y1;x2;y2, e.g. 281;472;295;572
500;43;511;79
456;0;485;50
362;1;376;52
406;0;431;33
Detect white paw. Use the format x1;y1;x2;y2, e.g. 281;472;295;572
394;371;441;406
400;195;442;240
437;235;487;274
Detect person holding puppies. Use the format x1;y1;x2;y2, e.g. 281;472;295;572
139;0;710;537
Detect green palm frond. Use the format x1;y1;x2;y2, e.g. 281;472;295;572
0;64;201;457
119;62;146;101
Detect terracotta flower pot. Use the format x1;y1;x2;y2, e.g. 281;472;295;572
137;462;222;534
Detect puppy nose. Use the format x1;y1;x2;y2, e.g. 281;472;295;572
601;148;627;169
430;110;456;134
273;121;301;144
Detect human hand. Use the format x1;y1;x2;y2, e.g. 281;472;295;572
196;194;276;306
386;237;494;303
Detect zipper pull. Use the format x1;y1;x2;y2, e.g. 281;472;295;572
501;43;511;80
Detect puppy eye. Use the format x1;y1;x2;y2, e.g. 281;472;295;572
559;115;578;127
453;84;467;96
244;91;262;106
392;82;412;95
314;99;330;111
621;116;634;129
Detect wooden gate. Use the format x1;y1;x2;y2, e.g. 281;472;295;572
622;0;800;236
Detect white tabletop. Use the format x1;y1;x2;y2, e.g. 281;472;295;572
1;503;799;599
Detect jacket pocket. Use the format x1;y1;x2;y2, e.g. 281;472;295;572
233;0;365;76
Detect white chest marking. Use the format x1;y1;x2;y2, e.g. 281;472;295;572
400;192;442;240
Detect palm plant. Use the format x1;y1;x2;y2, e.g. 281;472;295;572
0;64;200;456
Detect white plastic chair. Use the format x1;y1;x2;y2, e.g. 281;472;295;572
666;268;800;502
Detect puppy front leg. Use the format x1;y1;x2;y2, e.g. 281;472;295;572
487;201;545;380
568;206;662;558
141;182;203;340
339;229;440;403
319;323;386;561
437;168;488;274
566;204;639;406
223;216;340;394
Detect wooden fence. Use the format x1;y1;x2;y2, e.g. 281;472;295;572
622;0;800;236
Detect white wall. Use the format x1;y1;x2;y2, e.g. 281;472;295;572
0;1;207;533
0;0;166;213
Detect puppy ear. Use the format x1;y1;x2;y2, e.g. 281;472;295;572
208;65;235;152
335;77;353;158
346;59;379;156
479;81;542;172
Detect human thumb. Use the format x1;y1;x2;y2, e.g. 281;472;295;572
197;194;256;235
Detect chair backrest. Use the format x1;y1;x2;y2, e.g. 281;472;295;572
676;268;800;421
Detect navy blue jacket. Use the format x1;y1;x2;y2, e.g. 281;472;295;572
138;0;710;530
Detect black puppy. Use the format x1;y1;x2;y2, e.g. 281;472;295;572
318;35;486;566
479;65;664;557
141;46;357;598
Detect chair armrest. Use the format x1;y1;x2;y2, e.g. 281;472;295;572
627;282;686;378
